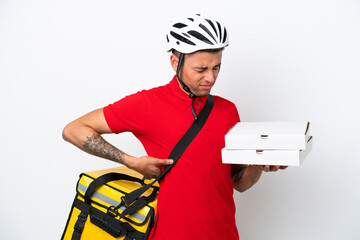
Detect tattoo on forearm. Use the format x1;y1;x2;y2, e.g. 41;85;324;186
83;135;125;164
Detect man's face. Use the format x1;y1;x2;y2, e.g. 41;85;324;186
172;50;223;97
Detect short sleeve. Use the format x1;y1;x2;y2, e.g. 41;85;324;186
103;91;149;134
229;102;240;127
222;100;240;133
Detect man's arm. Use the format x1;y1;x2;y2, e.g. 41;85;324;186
62;108;173;178
232;164;287;192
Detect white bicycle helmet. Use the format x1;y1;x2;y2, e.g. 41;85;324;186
166;13;229;54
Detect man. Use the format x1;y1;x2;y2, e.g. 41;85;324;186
63;14;285;239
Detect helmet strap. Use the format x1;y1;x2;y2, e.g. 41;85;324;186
176;53;197;99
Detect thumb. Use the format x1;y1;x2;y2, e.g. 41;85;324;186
157;159;174;166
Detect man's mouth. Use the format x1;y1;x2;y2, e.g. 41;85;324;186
200;85;213;90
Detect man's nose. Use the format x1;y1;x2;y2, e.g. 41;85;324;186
204;70;216;83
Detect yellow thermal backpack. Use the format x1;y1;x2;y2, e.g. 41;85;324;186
61;166;158;240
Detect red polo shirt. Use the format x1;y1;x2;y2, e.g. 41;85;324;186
103;76;240;240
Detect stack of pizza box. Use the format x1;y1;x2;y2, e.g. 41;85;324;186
222;122;313;166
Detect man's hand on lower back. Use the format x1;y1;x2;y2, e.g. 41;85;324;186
125;155;174;179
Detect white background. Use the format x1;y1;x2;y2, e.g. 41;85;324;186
1;0;359;239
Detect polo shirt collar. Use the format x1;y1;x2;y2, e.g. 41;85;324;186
169;75;208;106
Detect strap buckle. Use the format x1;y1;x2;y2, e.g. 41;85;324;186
107;205;119;218
74;212;87;233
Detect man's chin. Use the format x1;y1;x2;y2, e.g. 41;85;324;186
196;90;211;97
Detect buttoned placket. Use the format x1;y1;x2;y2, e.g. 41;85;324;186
191;96;207;116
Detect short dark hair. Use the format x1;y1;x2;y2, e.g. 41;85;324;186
171;48;224;57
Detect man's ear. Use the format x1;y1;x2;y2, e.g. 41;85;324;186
170;54;179;72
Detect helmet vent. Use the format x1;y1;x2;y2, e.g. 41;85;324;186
166;34;169;42
182;32;190;38
205;19;218;37
188;30;214;45
170;31;196;45
222;28;227;43
187;18;194;22
199;23;216;43
173;23;187;29
216;22;222;43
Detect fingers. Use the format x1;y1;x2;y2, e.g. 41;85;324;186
144;158;174;179
143;166;162;179
261;165;288;172
262;165;272;172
